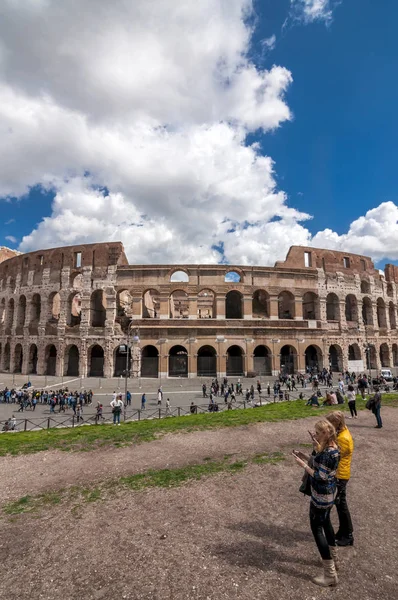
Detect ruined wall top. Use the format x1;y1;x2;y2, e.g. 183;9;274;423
0;246;21;264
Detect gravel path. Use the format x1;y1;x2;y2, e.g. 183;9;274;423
0;408;396;599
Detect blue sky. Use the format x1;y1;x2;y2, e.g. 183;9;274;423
1;0;398;267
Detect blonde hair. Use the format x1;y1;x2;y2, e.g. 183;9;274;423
314;419;337;452
326;411;346;435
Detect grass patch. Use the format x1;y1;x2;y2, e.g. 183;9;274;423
2;452;284;517
1;394;397;457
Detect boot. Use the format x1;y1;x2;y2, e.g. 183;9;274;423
336;534;354;547
312;559;338;587
329;546;339;571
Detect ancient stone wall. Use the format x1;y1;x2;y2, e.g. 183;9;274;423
0;242;397;379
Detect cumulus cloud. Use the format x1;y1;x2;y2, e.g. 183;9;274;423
290;0;340;24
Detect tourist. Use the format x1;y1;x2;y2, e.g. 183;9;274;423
372;386;383;428
190;401;197;414
126;390;131;406
202;383;207;398
110;395;123;425
293;420;340;587
96;403;105;422
306;392;320;407
141;393;146;410
165;398;171;416
345;384;357;418
326;411;354;547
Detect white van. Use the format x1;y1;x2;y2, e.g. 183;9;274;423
380;369;393;381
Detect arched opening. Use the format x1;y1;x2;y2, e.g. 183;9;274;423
377;298;387;329
141;345;159;378
114;344;131;377
89;345;104;377
302;292;320;320
225;271;241;283
392;344;398;366
117;290;132;317
326;293;340;321
197;345;217;377
305;345;323;372
14;343;23;373
47;292;61;323
280;345;297;375
65;345;80;376
30;294;41;326
3;342;10;371
5;298;14;334
278;291;295;320
0;298;5;326
170;290;189;319
67;292;82;327
142;289;160;319
28;344;38;374
226;345;244;376
45;344;57;376
197;289;216;319
253;345;272;376
16;295;27;334
252;290;269;318
91;290;106;327
360;280;371;294
170;270;189;283
225;290;243;319
345;295;358;323
329;344;343;372
362;297;373;326
169;345;188;377
348;343;361;361
389;302;396;330
380;343;390;367
71;273;83;289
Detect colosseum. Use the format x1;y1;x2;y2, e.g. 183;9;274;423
1;241;398;380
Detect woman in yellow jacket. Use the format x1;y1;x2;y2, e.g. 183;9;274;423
327;411;354;547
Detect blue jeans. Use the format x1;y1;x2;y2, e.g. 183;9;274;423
374;405;382;427
113;411;121;424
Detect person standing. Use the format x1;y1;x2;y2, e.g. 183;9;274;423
141;393;146;410
345;384;357;418
372;387;382;428
110;395;123;425
126;390;131;406
293;420;340;587
326;411;354;547
165;398;171;416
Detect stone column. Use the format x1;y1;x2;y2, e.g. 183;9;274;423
188;295;198;319
242;295;252;320
319;297;327;322
158;295;169;319
295;298;303;320
372;302;379;330
132;295;142;318
339;300;347;329
216;294;226;319
269;295;279;320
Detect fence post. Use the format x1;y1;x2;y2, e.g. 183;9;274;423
159;408;162;419
138;409;141;421
24;419;27;431
260;396;262;406
47;417;50;429
243;401;246;409
72;416;75;427
178;406;181;417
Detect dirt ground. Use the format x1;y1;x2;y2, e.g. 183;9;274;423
0;409;397;600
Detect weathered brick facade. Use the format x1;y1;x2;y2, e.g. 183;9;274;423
0;242;397;378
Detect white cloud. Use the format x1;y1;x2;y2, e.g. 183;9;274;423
5;235;17;244
290;0;340;24
5;218;15;225
261;34;276;51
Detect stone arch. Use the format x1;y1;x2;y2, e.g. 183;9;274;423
197;345;217;377
47;291;61;323
225;290;243;319
326;293;340;321
278;291;295;319
377;298;387;328
169;345;188;377
253;345;272;376
197;289;216;319
170;269;189;283
16;295;27;334
366;345;377;370
116;289;132;317
141;345;159;378
142;289;160;319
70;273;83;289
225;270;242;283
302;292;320;320
305;345;323;371
389;302;396;330
362;296;373;325
392;343;398;366
67;291;82;327
5;298;15;334
226;345;244;376
280;345;297;374
113;344;131;377
28;344;38;374
3;342;11;371
13;343;23;373
45;344;57;376
90;290;106;327
329;344;343;372
65;345;80;376
345;294;358;323
380;343;390;367
88;344;105;377
348;343;361;361
0;297;5;326
170;290;189;319
252;290;269;318
360;280;371;294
